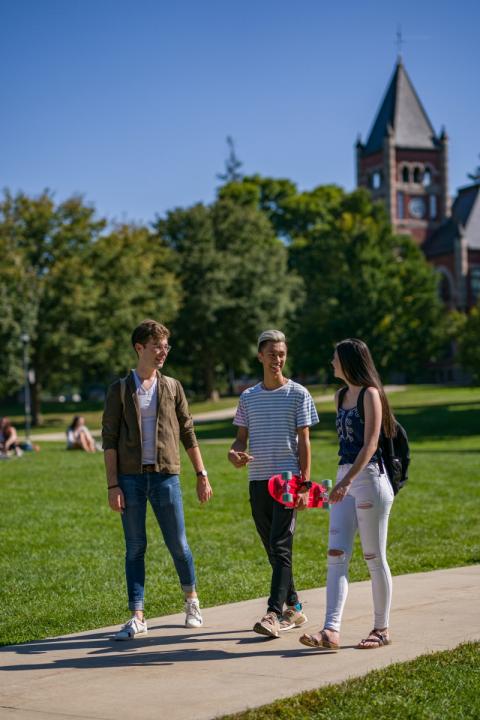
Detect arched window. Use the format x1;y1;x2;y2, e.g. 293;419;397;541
413;166;421;183
423;167;432;187
402;166;410;183
371;171;382;189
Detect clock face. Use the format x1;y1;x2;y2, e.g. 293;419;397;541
409;197;426;219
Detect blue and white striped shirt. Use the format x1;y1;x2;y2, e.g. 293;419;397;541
233;380;319;482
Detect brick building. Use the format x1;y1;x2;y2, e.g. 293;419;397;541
356;59;480;311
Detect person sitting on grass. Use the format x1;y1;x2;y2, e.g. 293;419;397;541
66;415;97;453
228;329;319;639
0;417;23;457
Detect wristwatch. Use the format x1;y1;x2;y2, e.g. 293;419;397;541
196;470;208;478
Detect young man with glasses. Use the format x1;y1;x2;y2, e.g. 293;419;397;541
102;319;212;639
228;330;319;638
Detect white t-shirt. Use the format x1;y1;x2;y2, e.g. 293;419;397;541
133;370;158;464
233;380;319;482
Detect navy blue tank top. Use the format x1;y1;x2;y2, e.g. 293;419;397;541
336;388;380;465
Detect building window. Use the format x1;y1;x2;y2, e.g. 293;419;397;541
471;267;480;302
439;273;453;305
423;167;432;187
413;166;421;183
402;166;410;183
371;171;382;189
429;194;437;219
397;192;404;219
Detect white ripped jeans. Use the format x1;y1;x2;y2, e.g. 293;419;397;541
324;462;394;632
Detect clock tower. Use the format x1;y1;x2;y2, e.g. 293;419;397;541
356;59;450;244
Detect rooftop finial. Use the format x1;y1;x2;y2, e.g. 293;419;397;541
396;24;404;62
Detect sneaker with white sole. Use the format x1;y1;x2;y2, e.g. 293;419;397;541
185;598;203;628
114;616;148;641
279;603;308;631
253;611;280;638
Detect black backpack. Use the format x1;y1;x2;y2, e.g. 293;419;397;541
338;386;410;495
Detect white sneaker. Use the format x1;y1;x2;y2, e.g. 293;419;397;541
114;616;148;640
185;598;203;628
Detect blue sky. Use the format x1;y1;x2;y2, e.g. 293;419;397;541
1;0;478;225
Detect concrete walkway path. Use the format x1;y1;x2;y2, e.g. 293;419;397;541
1;566;478;720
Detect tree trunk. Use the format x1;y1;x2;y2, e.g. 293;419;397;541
204;363;217;401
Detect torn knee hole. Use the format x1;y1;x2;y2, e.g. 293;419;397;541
364;553;376;560
328;549;344;557
358;502;373;509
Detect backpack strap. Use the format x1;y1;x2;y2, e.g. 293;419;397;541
337;386;349;410
357;386;386;472
162;375;177;402
356;387;368;421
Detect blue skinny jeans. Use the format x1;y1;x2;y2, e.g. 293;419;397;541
118;472;196;611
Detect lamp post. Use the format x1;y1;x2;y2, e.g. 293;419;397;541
20;333;32;447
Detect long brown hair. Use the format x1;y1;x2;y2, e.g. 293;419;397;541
335;338;396;437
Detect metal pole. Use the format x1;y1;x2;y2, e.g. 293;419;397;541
21;334;31;445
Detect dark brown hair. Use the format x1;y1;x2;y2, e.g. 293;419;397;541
131;319;170;351
69;416;82;432
335;338;396;437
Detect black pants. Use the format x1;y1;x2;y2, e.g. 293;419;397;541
249;480;299;616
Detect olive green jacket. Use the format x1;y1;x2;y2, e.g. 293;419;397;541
101;370;198;475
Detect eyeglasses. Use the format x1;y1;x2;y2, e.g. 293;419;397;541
153;344;172;355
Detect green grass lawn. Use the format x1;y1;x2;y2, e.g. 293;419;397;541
2;393;245;434
222;642;480;720
0;385;479;647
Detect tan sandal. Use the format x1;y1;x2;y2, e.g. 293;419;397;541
299;629;340;650
356;629;391;649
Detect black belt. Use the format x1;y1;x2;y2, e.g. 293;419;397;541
142;464;156;473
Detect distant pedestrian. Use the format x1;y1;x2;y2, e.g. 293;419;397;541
300;338;395;651
102;319;212;640
228;330;319;638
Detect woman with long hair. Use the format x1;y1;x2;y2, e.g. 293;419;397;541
300;338;395;650
0;417;22;456
66;415;97;452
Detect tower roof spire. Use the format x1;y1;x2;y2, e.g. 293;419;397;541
396;24;404;62
363;60;438;155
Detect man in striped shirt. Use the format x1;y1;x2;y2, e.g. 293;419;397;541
228;330;319;638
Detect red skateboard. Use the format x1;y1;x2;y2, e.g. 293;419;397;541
268;472;332;510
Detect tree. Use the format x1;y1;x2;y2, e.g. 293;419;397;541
457;300;480;382
219;174;343;239
287;188;445;379
84;223;180;385
0;191;106;423
154;199;302;398
217;136;243;184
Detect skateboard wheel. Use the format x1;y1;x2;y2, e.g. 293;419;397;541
282;492;294;504
281;471;293;481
